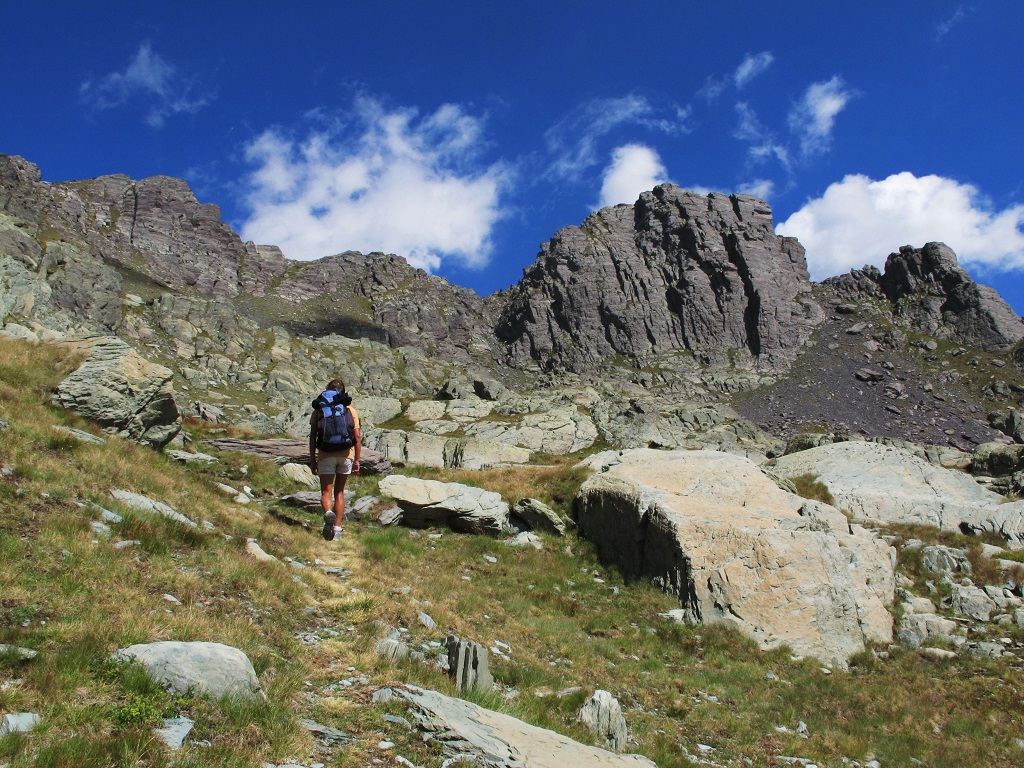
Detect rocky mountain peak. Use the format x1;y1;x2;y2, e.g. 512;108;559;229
826;242;1023;352
495;184;822;372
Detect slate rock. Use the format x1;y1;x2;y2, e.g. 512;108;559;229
0;712;40;735
577;690;628;753
154;717;194;750
445;636;493;693
110;489;197;527
394;685;656;766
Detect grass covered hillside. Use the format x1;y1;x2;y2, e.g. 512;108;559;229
1;337;1024;767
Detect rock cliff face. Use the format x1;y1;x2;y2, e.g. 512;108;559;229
0;154;496;364
496;186;823;371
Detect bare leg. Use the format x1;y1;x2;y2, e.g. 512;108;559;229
319;473;337;540
319;474;335;515
334;473;349;523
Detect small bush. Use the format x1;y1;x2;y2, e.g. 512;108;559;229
789;472;836;505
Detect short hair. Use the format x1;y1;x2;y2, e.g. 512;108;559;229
327;378;344;391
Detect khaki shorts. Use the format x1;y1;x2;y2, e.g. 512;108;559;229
317;454;353;477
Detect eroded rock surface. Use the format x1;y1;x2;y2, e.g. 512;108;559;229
772;441;1024;546
575;449;894;665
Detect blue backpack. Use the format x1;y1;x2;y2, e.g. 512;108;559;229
313;390;355;451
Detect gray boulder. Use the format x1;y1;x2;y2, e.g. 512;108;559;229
379;476;509;535
113;641;264;700
110;489;197;527
575;449;894;665
52;336;180;448
391;685;657;767
949;584;998;622
511;498;567;536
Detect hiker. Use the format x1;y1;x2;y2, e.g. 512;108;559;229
309;378;361;541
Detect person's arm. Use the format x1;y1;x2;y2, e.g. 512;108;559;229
308;412;318;472
352;425;361;473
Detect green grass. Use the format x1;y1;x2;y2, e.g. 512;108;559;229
789;472;837;506
4;336;1024;767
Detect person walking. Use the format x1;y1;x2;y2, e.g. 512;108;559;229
309;378;361;540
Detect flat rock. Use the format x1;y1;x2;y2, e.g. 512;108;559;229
154;717;194;749
379;475;510;535
772;442;1024;546
110;489;197;527
394;685;657;767
575;449;895;665
0;712;40;735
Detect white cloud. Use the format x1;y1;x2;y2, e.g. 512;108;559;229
787;76;854;156
737;179;775;200
597;144;669;209
936;4;972;41
238;98;511;272
79;41;207;127
734;52;774;89
777;172;1024;280
546;95;690;179
734;103;791;169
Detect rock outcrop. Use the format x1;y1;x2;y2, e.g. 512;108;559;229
772;441;1024;546
496;186;823;371
826;243;1024;352
575;449;894;665
52;336;180;448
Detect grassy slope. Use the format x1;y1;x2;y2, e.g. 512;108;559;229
1;337;1023;767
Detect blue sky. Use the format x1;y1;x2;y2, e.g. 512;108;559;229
4;2;1024;315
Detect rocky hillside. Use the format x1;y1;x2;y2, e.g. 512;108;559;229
1;151;1023;460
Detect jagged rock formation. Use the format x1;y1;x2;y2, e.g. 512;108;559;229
496;186;823;371
53;336;180;448
825;243;1024;351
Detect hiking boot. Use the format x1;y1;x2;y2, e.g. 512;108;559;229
322;511;336;541
333;526;344;539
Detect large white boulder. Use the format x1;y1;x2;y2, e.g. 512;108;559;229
575;449;895;665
